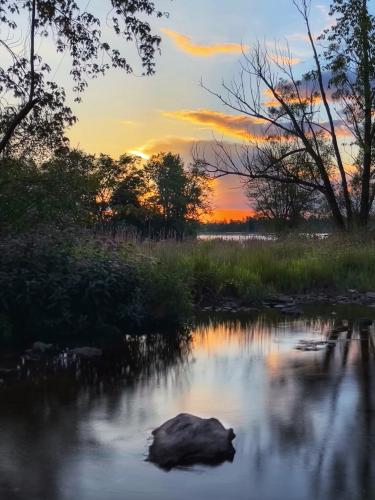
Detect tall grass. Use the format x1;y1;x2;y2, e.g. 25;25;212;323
2;231;375;342
145;235;375;300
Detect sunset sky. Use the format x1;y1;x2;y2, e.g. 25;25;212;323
61;0;335;221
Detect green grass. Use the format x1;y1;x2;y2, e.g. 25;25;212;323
140;235;375;301
2;231;375;342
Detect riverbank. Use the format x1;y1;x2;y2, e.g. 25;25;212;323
2;230;375;343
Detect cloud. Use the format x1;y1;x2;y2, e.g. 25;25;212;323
263;88;322;107
161;28;246;57
135;136;199;159
163;108;352;142
267;53;302;66
286;33;310;43
163;109;268;141
262;72;345;107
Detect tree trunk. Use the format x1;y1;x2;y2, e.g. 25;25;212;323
0;99;38;155
359;0;372;228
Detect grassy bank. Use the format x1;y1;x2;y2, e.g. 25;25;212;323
1;231;375;342
148;235;375;302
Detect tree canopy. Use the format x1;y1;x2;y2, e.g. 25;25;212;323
0;150;211;238
0;0;165;156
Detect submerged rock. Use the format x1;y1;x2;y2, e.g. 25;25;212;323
70;347;103;359
148;413;236;469
281;306;303;316
295;340;333;352
32;341;54;353
359;318;373;328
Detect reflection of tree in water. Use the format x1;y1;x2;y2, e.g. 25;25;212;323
260;319;375;500
1;316;375;500
0;331;192;500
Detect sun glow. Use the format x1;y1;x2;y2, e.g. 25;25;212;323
129;150;150;160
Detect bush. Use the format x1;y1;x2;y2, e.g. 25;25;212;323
0;230;193;342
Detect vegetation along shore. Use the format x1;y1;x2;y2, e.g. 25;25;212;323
2;230;375;345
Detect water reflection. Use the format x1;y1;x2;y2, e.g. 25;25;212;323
0;315;374;500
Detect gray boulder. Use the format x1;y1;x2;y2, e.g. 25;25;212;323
70;347;102;359
32;341;54;353
281;306;303;316
148;413;235;469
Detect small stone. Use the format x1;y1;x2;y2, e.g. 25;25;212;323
295;340;329;352
281;306;303;316
70;347;103;359
32;341;54;353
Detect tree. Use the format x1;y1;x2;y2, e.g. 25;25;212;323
197;0;375;230
145;152;211;238
246;140;320;227
0;157;41;231
39;149;99;225
110;155;150;231
321;0;375;226
248;179;318;228
0;0;165;156
110;152;211;238
0;149;99;230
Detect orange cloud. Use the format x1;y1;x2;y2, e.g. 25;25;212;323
268;54;301;66
163;109;268;141
263;88;322;107
134;136;198;158
161;28;246;57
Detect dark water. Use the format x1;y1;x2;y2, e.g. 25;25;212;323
0;313;375;500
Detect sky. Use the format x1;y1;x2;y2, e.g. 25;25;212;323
59;0;335;221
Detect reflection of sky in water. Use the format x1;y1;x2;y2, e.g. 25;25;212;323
0;315;374;500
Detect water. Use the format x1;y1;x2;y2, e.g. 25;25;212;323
198;233;329;241
0;313;374;500
198;233;276;241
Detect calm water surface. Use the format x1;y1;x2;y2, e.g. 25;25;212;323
198;232;329;241
0;314;374;500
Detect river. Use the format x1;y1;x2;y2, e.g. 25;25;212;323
0;309;374;500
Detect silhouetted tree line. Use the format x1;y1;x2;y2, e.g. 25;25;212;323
200;216;333;234
0;150;211;238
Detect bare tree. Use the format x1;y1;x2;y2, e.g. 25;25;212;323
196;0;375;230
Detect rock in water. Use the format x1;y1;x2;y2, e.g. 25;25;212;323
70;347;102;359
148;413;236;469
32;341;54;353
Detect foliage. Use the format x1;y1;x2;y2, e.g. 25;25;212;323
111;152;211;238
0;149;211;237
0;230;192;341
0;150;99;231
0;0;165;157
247;178;320;227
